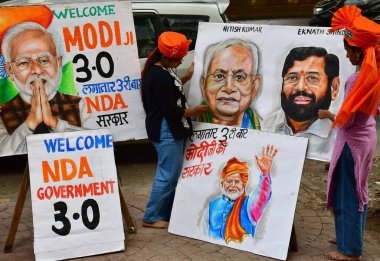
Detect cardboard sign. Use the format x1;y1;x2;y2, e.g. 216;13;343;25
27;129;124;260
189;22;356;161
169;122;308;260
0;1;145;157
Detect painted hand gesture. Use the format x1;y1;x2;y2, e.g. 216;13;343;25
40;83;57;129
26;79;57;131
255;145;278;173
26;80;43;131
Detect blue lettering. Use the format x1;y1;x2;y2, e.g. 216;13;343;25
66;137;75;152
43;139;58;153
95;135;106;148
76;136;84;150
43;134;112;153
85;136;94;149
57;138;65;152
106;134;113;148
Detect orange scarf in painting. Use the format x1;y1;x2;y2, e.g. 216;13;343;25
224;191;248;243
221;157;249;243
329;5;380;127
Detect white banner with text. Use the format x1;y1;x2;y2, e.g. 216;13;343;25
27;129;124;260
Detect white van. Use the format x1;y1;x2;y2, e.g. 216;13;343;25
0;0;230;94
131;0;229;58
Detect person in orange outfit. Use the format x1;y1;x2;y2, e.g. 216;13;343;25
321;5;380;261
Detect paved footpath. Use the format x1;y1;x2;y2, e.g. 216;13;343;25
0;143;379;261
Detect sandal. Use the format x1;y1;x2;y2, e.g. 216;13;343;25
328;238;337;245
324;251;360;261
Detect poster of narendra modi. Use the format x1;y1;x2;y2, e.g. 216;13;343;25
189;22;356;162
169;122;308;260
0;1;144;157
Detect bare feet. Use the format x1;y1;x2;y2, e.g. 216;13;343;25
142;220;169;229
324;251;360;261
328;238;337;245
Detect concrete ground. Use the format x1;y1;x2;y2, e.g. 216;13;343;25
0;120;379;261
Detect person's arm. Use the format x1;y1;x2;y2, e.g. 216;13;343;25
180;62;194;85
0;119;32;156
184;105;209;118
318;109;335;122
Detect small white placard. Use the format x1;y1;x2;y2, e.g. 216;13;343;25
27;129;124;260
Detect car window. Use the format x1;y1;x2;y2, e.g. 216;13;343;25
160;15;209;51
133;14;161;58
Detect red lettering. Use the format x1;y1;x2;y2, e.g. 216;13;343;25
66;185;74;198
45;186;53;200
93;182;101;196
37;187;44;200
108;180;116;193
